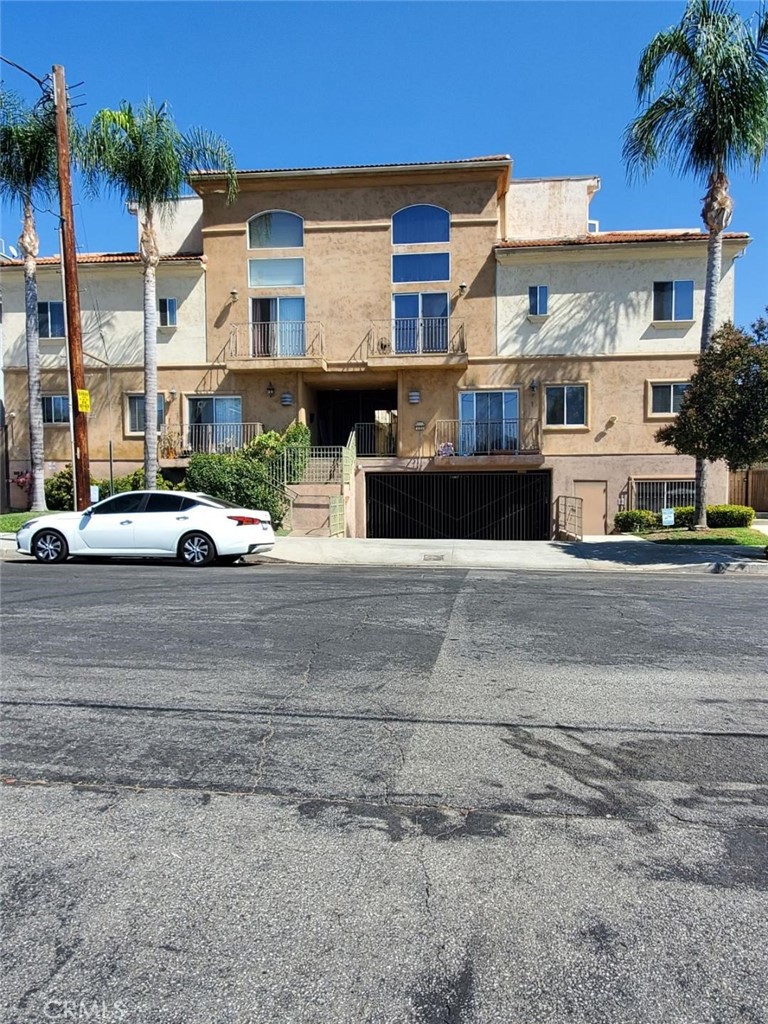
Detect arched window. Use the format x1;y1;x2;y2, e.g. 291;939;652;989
392;205;450;245
248;210;304;249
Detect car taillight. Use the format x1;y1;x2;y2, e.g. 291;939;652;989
227;515;261;526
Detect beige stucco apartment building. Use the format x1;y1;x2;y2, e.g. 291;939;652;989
1;155;750;536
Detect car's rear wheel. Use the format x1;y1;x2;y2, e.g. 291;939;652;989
179;531;216;567
32;529;69;564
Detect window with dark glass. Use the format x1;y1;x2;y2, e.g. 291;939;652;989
145;493;187;513
248;211;304;249
393;292;449;353
128;394;166;434
651;382;689;414
653;280;694;321
545;385;587;426
392;205;450;244
159;298;177;326
42;395;69;424
38;301;65;339
392;252;450;283
92;493;147;515
529;285;548;316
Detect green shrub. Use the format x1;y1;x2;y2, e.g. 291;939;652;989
240;430;284;462
614;509;659;532
669;505;695;528
706;504;755;527
184;454;289;527
44;465;76;511
98;468;174;499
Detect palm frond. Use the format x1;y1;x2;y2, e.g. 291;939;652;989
0;87;58;208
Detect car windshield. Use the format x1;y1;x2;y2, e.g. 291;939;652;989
195;494;242;509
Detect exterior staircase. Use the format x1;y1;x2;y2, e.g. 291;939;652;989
265;437;355;537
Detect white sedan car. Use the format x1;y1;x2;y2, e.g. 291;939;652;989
16;490;276;567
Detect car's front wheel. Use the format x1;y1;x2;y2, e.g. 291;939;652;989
179;532;216;567
32;529;69;564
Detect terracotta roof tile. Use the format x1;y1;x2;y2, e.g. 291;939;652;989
496;231;750;249
1;252;204;267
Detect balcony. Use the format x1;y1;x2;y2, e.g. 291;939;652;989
368;318;467;368
228;321;325;368
159;422;263;459
433;419;543;465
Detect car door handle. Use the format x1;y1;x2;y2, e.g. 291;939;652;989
176;515;189;521
120;519;133;525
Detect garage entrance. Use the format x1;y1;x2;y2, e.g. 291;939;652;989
366;471;551;540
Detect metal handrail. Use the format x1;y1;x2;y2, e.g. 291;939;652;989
369;318;465;356
434;418;541;456
354;421;397;457
159;422;263;457
228;321;324;359
555;495;583;541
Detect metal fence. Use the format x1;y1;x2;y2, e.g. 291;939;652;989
369;318;465;357
228;322;324;360
555;495;583;541
160;422;263;457
355;422;397;456
629;478;696;512
328;495;345;537
434;418;541;457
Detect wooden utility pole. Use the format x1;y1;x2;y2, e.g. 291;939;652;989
52;64;91;510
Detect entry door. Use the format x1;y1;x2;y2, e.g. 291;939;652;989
574;480;608;535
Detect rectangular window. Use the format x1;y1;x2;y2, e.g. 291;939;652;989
159;297;177;327
545;384;587;426
392;252;450;284
653;280;694;321
127;394;166;434
248;258;304;288
187;395;243;452
41;394;69;424
528;285;548;316
250;297;306;356
634;479;696;513
458;390;520;455
392;292;449;353
38;301;65;339
651;382;690;414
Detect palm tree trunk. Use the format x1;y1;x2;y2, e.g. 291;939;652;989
694;174;732;529
20;201;47;511
140;212;160;488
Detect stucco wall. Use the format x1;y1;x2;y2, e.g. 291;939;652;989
506;178;599;239
139;196;204;255
1;262;207;370
496;242;741;358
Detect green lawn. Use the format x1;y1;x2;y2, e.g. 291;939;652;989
644;527;768;547
0;511;55;533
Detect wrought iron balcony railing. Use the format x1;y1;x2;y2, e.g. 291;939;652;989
354;421;398;457
159;422;263;457
229;322;324;359
434;418;541;457
369;318;466;357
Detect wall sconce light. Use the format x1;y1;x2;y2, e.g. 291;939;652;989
458;282;468;295
266;382;275;398
408;390;421;404
168;387;178;400
414;420;426;432
280;391;294;407
229;289;239;302
529;379;538;394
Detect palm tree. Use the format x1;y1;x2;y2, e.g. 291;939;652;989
0;88;59;511
82;101;237;487
623;0;768;526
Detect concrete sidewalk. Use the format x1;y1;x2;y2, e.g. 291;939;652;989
2;530;766;573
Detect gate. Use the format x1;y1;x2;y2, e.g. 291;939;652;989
366;471;551;540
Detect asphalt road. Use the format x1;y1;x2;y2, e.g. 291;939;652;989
1;560;767;1024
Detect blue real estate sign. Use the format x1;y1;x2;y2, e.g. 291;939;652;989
661;508;675;527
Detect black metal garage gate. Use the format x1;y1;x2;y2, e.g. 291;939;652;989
366;471;551;541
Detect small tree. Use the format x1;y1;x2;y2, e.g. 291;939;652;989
656;314;768;470
0;89;59;510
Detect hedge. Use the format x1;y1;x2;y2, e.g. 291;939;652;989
184;454;289;527
614;503;755;532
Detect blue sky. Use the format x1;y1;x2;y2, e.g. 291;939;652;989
2;0;765;326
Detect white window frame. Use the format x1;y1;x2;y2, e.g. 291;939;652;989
42;394;69;426
125;393;166;437
38;300;65;340
159;297;177;328
247;210;304;250
528;285;548;319
544;383;588;428
648;381;690;417
653;280;694;323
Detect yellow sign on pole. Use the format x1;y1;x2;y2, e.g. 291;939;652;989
77;389;91;413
